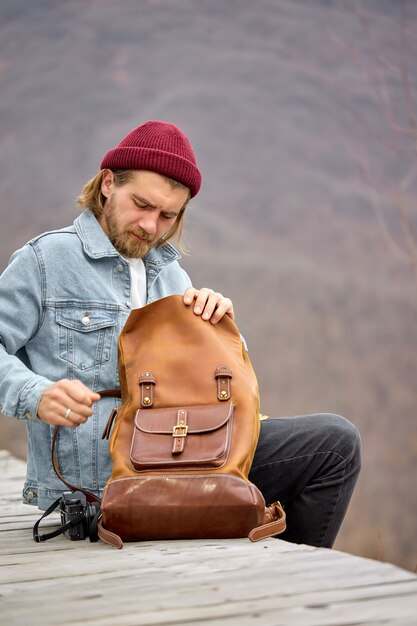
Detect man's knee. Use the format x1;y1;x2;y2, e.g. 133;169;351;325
319;413;362;472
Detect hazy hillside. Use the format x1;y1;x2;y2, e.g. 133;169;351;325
1;0;416;570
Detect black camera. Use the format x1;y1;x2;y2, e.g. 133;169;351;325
60;491;100;541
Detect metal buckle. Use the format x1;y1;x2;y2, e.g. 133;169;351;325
172;424;188;437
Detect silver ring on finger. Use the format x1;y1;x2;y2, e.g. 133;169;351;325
65;408;72;419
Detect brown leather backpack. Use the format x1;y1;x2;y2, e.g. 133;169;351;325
96;295;285;548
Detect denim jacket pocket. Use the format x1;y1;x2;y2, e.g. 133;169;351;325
56;305;117;371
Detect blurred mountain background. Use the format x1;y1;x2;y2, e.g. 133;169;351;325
1;0;416;570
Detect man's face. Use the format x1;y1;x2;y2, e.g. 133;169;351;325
99;170;189;259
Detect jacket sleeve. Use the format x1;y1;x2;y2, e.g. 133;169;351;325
0;244;53;420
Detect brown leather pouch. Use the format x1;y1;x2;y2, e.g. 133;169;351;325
130;402;234;471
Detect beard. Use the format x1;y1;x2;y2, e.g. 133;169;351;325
103;195;156;259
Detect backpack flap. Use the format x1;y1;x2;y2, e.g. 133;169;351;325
130;402;234;471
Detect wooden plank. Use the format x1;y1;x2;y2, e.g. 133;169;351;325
0;541;411;584
2;537;416;625
2;574;417;626
1;449;416;626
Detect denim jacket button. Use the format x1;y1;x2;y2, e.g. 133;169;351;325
115;263;124;272
25;411;32;420
26;490;35;501
81;315;91;326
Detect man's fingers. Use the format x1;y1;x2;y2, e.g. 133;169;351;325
200;291;222;320
58;379;101;406
183;287;198;305
55;381;100;416
209;297;234;324
64;408;89;426
183;287;235;323
60;401;91;424
41;397;89;426
37;379;101;426
193;289;215;315
183;287;215;314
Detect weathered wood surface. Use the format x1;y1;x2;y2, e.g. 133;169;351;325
1;449;416;626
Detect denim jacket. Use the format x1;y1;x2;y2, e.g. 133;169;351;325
0;210;192;509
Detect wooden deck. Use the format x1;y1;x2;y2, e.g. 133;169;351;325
1;449;416;626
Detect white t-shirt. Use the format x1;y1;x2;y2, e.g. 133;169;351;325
127;258;147;309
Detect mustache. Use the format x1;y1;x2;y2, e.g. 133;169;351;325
126;228;154;242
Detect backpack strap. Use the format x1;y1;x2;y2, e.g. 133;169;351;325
98;389;122;398
97;518;123;549
51;388;122;504
51;426;101;504
248;501;287;542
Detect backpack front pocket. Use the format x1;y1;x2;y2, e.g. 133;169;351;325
130;402;234;471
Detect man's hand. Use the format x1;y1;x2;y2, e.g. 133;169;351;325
37;379;101;427
183;287;235;324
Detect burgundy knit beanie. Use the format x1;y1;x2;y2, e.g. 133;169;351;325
100;120;202;197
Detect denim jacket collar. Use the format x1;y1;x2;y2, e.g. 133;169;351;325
74;210;181;266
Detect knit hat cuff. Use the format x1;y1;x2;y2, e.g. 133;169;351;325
100;146;201;197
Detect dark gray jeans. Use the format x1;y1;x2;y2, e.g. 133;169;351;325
249;413;361;548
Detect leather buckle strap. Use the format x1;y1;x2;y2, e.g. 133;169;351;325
215;365;232;401
139;371;156;407
172;409;188;455
172;424;188;437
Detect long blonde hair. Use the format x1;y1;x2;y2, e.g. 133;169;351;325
77;169;190;250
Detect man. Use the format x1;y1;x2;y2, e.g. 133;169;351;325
0;121;361;548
